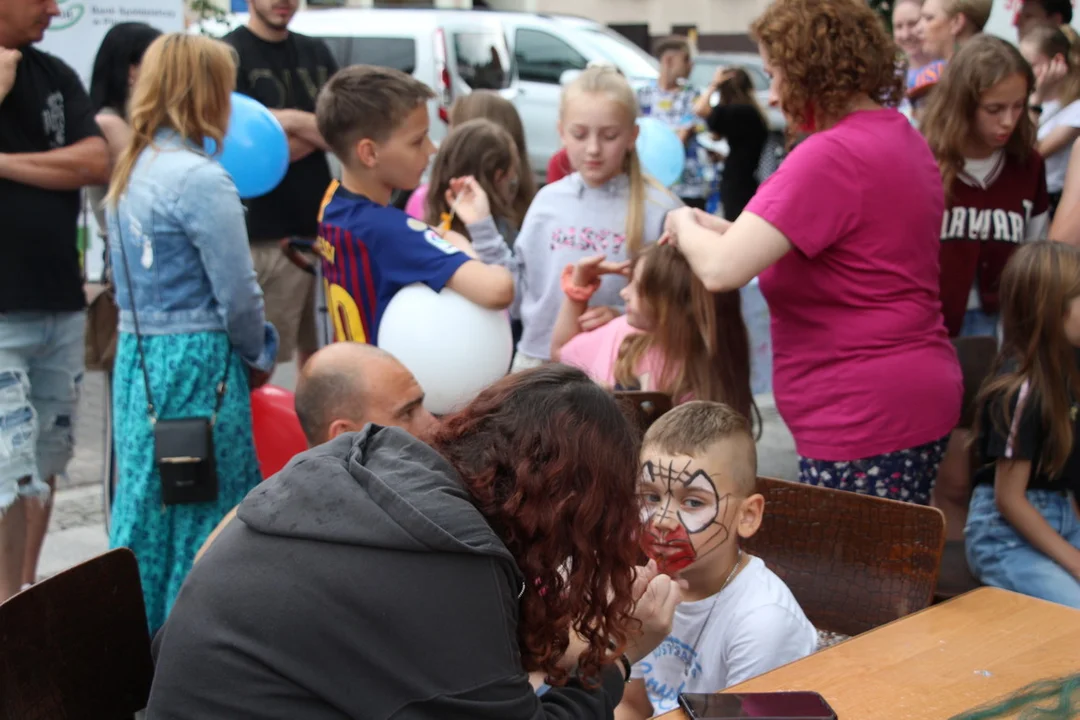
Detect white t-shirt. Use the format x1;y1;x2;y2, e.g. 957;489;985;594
1037;98;1080;193
630;556;817;714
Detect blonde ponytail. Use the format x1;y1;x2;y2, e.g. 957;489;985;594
1061;24;1080;106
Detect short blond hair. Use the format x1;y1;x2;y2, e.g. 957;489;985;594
316;65;434;162
643;402;757;494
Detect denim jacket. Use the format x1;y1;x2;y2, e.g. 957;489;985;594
107;130;277;371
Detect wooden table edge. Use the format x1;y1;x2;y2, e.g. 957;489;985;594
651;587;1067;720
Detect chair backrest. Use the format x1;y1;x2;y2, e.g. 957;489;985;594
614;391;674;434
743;477;946;637
951;336;998;430
0;548;154;720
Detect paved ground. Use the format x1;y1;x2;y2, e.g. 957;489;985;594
39;361;797;581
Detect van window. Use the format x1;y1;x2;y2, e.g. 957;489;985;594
317;36;417;75
514;28;587;84
453;31;511;90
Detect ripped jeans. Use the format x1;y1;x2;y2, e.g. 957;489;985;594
0;311;85;513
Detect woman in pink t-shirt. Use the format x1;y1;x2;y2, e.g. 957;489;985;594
550;244;754;420
663;0;962;505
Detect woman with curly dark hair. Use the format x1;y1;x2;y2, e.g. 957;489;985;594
146;365;682;719
663;0;962;506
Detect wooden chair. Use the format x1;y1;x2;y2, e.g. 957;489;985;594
934;336;998;601
0;548;154;720
614;391;673;434
744;477;946;638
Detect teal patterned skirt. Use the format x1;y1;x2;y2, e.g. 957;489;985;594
108;331;262;633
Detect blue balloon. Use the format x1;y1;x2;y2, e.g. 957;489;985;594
635;117;686;188
205;93;289;199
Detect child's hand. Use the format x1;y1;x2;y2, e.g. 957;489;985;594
573;254;631;288
446;176;491;226
579;305;620;332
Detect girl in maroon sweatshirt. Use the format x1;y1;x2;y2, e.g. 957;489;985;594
922;34;1049;340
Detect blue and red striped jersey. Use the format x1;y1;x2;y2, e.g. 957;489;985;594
315;181;471;345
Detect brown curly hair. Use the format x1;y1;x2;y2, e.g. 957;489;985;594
430;365;642;687
751;0;904;135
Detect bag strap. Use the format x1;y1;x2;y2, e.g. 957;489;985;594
114;205;231;426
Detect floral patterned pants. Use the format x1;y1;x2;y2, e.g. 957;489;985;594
797;436;949;506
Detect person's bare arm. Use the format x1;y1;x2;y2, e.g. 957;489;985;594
550;294;589;363
666;207;791;292
0;136;109;190
95;112;131;167
271;108;329;151
288;134;318;162
445;261;514;310
614;679;653;720
1050;137;1080;244
995;459;1080;581
1036;124;1080;159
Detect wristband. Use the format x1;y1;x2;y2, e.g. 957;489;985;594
561;264;601;303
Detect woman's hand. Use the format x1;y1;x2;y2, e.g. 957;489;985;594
623;560;685;665
692;208;733;234
578;305;619;332
446;176;491;226
572;254;631;288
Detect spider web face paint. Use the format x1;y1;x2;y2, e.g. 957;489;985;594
639;458;734;575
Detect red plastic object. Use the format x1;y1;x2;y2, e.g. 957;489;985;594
250;385;307;479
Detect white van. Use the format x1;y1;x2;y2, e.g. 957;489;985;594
201;9;658;185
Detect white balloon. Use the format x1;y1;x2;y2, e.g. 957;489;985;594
377;284;514;415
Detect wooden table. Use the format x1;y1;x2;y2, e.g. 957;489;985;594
656;587;1080;720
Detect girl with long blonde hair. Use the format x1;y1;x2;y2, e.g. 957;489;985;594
966;241;1080;609
550;244;754;421
451;65;682;372
105;33;275;632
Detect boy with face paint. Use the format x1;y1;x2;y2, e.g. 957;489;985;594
615;402;817;720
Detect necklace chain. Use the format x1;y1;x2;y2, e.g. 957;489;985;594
682;549;744;681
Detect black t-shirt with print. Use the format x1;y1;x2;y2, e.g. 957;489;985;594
973;360;1080;494
706;103;768;218
0;46;101;312
223;27;339;242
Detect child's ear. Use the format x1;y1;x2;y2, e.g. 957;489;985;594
735;493;765;540
355;138;379;169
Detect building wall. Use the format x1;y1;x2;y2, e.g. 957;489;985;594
489;0;768;35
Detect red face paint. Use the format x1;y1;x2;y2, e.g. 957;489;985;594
640;521;697;576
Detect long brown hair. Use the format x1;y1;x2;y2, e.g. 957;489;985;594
614;244;755;422
719;67;767;127
561;66;653;257
424;119;518;239
106;33;236;205
751;0;904;136
431;365;642;687
921;35;1035;200
973;241;1080;477
449;91;538;229
1025;24;1080;107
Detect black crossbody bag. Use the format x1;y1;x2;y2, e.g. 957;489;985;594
116;223;228;505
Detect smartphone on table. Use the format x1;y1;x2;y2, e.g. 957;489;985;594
678;691;838;719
